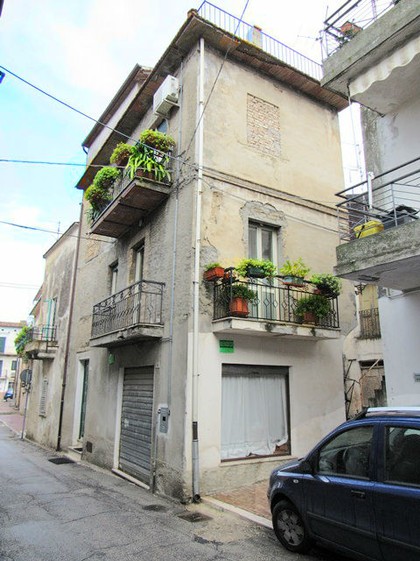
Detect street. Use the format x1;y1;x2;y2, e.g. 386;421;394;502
0;424;348;561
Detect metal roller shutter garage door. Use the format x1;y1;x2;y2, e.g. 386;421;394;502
119;366;154;483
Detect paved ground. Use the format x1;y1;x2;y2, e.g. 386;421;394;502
0;422;349;561
0;398;25;436
0;399;272;523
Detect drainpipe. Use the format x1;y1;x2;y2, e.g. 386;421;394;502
152;61;185;494
191;37;205;502
56;206;83;451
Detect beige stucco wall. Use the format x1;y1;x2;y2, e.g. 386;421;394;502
25;223;79;449
58;36;353;501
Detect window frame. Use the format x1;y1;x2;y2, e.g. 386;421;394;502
221;364;290;461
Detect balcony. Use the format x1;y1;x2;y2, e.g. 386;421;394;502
321;1;420;114
198;1;322;80
91;280;164;347
25;325;57;359
89;172;172;239
212;277;340;340
335;158;420;290
321;0;395;57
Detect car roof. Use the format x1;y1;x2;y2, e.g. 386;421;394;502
354;407;420;420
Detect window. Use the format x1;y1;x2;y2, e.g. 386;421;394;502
11;360;17;371
39;378;48;416
221;365;289;460
110;262;118;295
248;222;279;319
0;337;5;353
385;426;420;486
317;425;373;478
248;222;278;262
134;245;144;283
0;360;3;376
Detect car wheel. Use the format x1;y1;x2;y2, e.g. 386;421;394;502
272;500;312;553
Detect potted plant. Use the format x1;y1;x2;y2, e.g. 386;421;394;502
235;258;277;279
139;129;176;153
310;273;342;298
110;142;133;167
295;294;331;324
279;258;310;286
126;142;172;183
84;166;120;223
228;283;257;317
203;262;225;281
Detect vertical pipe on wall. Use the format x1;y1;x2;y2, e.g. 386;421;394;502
191;36;205;502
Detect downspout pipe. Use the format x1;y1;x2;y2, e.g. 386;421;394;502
56;207;83;451
191;36;205;502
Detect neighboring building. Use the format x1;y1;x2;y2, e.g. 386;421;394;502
0;321;23;396
322;0;420;406
25;4;355;501
23;223;79;448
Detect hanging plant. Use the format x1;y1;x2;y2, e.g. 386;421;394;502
139;129;175;153
110;142;133;167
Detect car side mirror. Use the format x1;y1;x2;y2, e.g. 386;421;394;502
300;460;313;474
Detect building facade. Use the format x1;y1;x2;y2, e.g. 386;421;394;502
0;321;22;396
23;223;79;448
26;5;356;501
322;0;420;406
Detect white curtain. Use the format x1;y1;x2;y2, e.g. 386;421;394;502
221;372;288;460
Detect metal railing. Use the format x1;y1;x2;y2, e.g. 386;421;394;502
27;325;57;343
322;0;396;56
91;280;164;338
336;158;420;242
197;1;322;80
359;308;381;339
213;277;339;329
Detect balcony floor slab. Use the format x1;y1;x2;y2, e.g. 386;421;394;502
212;318;340;340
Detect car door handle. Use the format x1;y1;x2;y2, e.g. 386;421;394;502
351;490;366;499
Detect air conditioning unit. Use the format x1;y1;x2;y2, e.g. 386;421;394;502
153;75;179;117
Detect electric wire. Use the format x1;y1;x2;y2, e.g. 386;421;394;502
0;219;115;243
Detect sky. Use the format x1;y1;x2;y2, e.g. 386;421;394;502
0;0;359;323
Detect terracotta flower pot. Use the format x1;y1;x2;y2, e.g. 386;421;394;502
229;297;249;317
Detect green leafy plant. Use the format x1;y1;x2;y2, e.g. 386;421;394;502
92;166;121;190
235;258;277;278
295;294;331;319
279;258;310;279
126;143;171;182
204;262;222;271
110;142;133;166
310;273;342;297
139;129;175;153
84;167;120;222
230;283;258;302
14;325;30;357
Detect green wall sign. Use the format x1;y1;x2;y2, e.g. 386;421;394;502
219;339;234;353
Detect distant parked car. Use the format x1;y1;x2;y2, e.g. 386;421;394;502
3;388;14;401
268;407;420;561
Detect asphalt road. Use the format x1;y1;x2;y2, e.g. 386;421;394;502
0;424;349;561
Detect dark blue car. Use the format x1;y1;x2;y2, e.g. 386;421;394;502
3;388;14;401
268;407;420;561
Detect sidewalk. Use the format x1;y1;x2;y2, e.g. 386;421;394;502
0;397;271;526
0;398;25;435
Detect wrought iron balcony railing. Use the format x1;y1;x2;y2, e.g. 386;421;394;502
322;0;395;56
27;325;57;343
213;277;340;329
336;157;420;242
91;280;164;339
197;1;322;80
359;308;381;339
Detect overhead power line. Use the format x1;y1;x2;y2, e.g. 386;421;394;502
0;219;114;244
